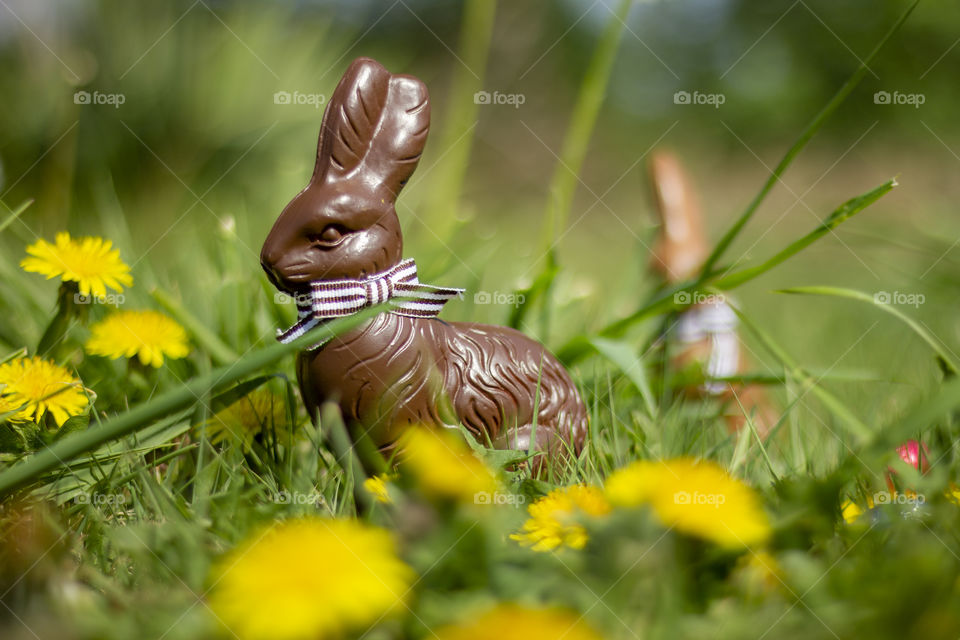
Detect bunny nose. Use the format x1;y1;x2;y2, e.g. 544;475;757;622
260;252;275;273
260;250;285;287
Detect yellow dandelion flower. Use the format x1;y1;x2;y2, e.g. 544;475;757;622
205;389;289;452
606;458;771;548
364;474;394;504
0;392;26;418
431;604;603;640
841;495;874;524
21;232;133;298
85;310;189;367
0;356;88;426
841;499;863;524
208;518;412;640
399;427;497;502
511;485;611;552
947;483;960;505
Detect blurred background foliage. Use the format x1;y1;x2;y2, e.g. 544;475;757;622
0;0;958;438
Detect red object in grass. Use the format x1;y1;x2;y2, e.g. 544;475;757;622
885;439;930;495
896;440;930;473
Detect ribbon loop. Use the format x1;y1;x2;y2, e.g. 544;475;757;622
277;259;463;344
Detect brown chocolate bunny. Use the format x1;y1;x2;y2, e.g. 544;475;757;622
648;151;778;436
260;58;587;467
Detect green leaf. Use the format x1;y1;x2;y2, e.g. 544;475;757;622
51;413;90;442
588;336;657;418
460;426;529;471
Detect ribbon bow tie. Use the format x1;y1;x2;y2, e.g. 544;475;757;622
276;258;464;344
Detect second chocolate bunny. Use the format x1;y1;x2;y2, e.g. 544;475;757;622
260;57;587;466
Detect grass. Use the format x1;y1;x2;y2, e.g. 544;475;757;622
4;1;960;639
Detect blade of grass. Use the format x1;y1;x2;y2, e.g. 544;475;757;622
424;0;498;243
729;387;779;482
0;308;379;495
776;285;958;375
540;0;632;248
731;303;874;444
875;373;960;451
699;0;919;275
588;336;657;418
0;199;33;234
514;0;633;330
712;179;896;290
509;251;558;329
321;402;373;514
557;179;895;364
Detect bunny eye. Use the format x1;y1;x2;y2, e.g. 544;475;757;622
310;224;349;248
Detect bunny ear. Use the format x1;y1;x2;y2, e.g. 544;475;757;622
648;152;709;249
315;57;430;198
647;151;708;282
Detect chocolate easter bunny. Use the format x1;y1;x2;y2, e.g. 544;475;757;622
648;151;777;435
261;58;587;465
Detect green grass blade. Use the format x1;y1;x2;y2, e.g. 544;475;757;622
515;0;632;331
424;0;497;242
776;285;958;375
713;179;896;290
0;309;378;496
0;199;33;234
588;336;657;418
699;0;919;275
730;303;875;444
540;0;633;249
508;252;558;329
558;180;893;364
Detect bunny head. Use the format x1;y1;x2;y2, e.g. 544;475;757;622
261;58;430;293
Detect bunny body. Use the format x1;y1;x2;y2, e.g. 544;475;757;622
296;312;587;455
262;57;587;462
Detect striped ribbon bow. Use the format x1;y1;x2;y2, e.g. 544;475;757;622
276;258;464;344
